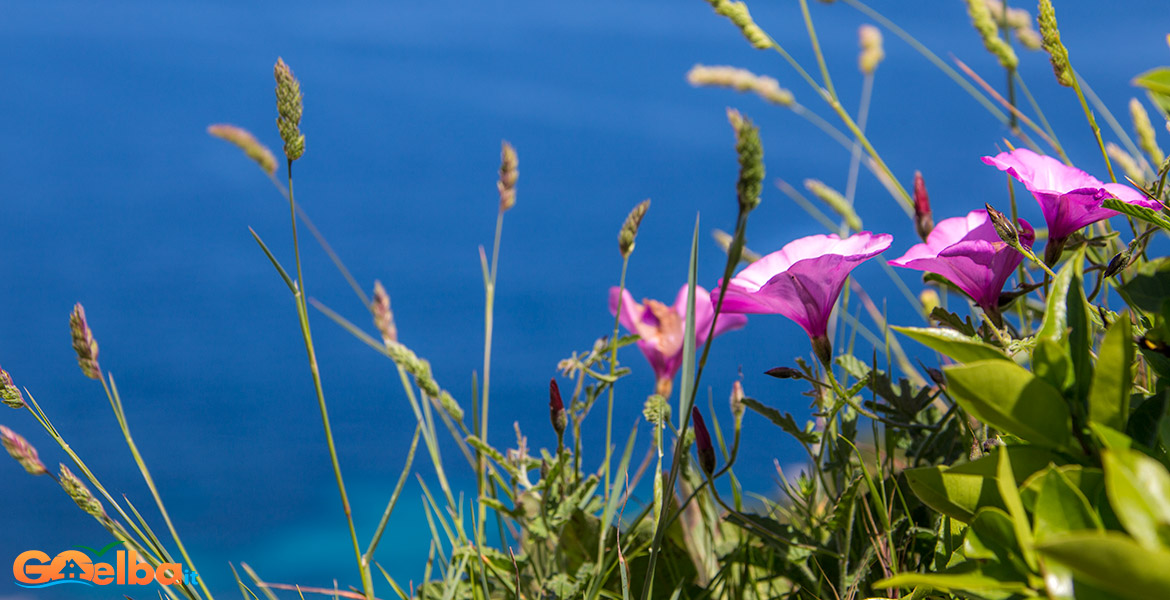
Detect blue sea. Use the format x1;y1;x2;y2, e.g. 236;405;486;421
1;0;1165;597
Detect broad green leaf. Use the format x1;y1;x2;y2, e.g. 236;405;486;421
967;507;1023;566
997;446;1037;571
892;326;1010;363
1089;422;1134;452
875;561;1032;596
945;360;1071;449
905;447;1057;522
1126;394;1168;449
1120;257;1170;312
1032;467;1102;542
1032;338;1073;393
1037;252;1078;342
1102;197;1170;231
1133;67;1170;96
1088;314;1133;430
1102;449;1170;549
1020;465;1104;515
1037;531;1170;600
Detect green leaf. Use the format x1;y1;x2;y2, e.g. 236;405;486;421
892;326;1009;363
1102;448;1170;549
1134;67;1170;97
1037;531;1170;600
1121;258;1170;312
1032;338;1073;393
905;446;1058;522
944;360;1072;449
1102;196;1170;232
1037;252;1078;342
1088;313;1133;430
1032;467;1102;542
1127;394;1168;449
875;561;1032;595
677;215;699;429
1020;465;1104;516
996;446;1038;571
740;397;818;444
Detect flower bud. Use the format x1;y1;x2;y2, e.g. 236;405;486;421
643;394;670;426
705;0;771;49
0;367;24;409
497;141;519;212
549;378;567;440
913;171;934;241
69;303;101;380
984;203;1019;249
1;426;47;475
691;407;716;476
764;366;804;380
618;200;651;259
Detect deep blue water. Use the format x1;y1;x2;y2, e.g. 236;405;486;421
1;1;1166;598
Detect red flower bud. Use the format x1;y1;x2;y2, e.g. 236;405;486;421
549;378;567;439
913;171;933;241
691;407;715;476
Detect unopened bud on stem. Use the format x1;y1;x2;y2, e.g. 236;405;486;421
984;203;1020;249
858;25;884;75
691;407;716;476
549;378;567;446
913;171;934;241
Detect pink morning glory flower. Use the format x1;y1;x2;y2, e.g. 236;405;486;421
982;148;1159;260
890;209;1033;324
717;231;892;363
609;284;747;399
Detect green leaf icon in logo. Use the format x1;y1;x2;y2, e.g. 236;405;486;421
74;540;125;557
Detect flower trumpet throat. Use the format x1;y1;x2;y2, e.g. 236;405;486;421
610;285;746;400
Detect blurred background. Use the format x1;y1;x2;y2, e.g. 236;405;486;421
1;0;1166;597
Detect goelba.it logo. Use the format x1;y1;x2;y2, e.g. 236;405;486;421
13;541;199;589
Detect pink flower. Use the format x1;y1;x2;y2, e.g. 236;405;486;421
609;284;747;399
982;148;1159;243
890;210;1033;319
717;231;892;363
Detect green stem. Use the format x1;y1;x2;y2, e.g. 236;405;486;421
477;209;505;546
286;162;369;599
102;376;215;600
604;256;631;501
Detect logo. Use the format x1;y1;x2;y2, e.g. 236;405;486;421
13;542;199;589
